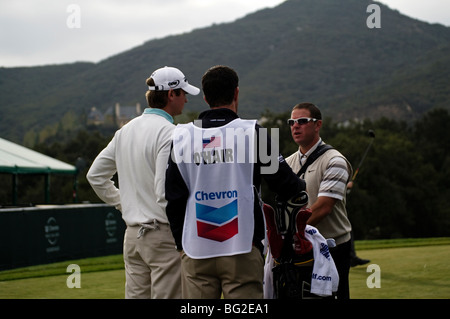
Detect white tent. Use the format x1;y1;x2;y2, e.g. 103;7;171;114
0;137;77;205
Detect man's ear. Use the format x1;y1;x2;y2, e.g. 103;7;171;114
315;119;323;132
168;89;179;103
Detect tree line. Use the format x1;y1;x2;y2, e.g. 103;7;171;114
1;108;448;240
260;108;450;239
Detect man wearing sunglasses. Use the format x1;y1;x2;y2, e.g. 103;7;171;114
285;102;353;299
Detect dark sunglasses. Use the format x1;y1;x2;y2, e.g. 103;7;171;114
287;117;318;126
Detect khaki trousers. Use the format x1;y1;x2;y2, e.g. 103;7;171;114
181;246;264;299
123;223;181;299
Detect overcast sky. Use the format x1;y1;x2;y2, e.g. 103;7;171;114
1;0;449;68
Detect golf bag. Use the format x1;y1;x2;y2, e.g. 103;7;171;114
263;144;338;299
263;195;335;299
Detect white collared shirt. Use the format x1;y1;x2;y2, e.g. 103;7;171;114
298;138;323;168
87;108;175;226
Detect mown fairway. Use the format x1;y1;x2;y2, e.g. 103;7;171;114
1;238;449;299
349;244;450;298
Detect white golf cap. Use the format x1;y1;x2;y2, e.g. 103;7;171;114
148;66;200;95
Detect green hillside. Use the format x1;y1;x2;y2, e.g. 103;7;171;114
1;0;450;144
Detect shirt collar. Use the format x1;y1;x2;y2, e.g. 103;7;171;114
143;108;173;123
198;108;238;120
197;108;239;128
299;138;323;158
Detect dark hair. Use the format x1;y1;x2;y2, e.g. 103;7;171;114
201;65;239;108
145;78;182;108
292;102;322;120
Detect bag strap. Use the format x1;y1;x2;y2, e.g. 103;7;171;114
297;144;334;177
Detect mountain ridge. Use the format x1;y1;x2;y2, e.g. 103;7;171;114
1;0;449;144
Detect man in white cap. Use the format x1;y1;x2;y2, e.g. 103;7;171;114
87;66;200;298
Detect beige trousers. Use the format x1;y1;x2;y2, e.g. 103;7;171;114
123;223;181;299
181;246;264;299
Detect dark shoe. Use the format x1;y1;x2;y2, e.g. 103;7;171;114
350;257;370;267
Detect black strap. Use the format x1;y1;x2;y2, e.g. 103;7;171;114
297;144;334;177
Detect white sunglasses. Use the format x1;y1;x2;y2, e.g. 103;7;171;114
287;117;318;126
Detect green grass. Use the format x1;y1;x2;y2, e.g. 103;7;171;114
0;269;125;299
1;238;449;299
0;254;124;281
0;255;126;299
354;237;450;250
350;244;450;299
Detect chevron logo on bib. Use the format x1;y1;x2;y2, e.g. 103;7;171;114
196;199;238;242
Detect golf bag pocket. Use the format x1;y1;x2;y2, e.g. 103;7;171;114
272;258;321;299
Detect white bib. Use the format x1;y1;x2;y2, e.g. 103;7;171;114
172;119;256;259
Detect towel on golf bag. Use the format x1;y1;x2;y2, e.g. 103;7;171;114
304;225;339;297
263;249;275;298
263;226;339;298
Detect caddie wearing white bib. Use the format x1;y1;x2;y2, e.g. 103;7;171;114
172;119;256;259
165;65;306;299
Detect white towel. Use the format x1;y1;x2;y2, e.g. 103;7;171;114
263;248;275;298
263;226;339;298
305;225;339;297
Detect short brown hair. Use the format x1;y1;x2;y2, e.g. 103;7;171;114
145;78;182;108
201;65;239;108
292;102;322;120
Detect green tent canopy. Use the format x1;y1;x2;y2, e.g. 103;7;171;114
0;137;77;205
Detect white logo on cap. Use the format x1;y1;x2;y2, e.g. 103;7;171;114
168;80;180;87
